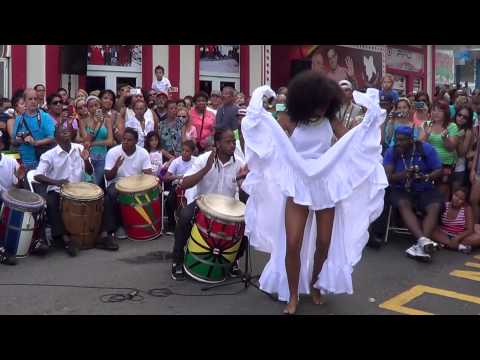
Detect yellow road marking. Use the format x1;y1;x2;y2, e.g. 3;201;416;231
475;255;480;260
379;285;480;315
450;269;480;282
465;262;480;269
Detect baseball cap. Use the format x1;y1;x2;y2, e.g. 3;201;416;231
338;80;353;90
379;91;395;103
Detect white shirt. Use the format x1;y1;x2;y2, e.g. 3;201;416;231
149;151;163;175
105;144;152;184
126;108;154;129
207;106;217;116
36;143;88;193
0;155;19;194
184;151;244;203
151;77;171;93
125;115;155;148
167;156;196;177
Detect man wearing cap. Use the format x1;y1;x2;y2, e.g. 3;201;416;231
337;80;364;131
153;91;169;122
383;125;443;261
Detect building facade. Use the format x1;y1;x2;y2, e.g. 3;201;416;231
0;45;450;101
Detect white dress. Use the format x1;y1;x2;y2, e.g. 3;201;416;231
241;86;388;301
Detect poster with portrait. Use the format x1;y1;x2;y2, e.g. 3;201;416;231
88;45;142;70
199;45;240;75
301;45;386;90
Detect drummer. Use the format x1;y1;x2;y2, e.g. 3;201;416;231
163;139;197;234
171;127;249;281
34;126;93;257
0;131;26;265
101;127;153;249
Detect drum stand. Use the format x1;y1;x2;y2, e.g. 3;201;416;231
200;237;276;301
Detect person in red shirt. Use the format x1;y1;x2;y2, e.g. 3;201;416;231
189;91;216;153
89;45;104;65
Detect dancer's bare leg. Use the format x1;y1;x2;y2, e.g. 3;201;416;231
284;197;309;314
310;207;335;305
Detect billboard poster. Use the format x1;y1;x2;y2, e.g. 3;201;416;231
199;45;240;75
386;47;424;73
88;45;142;70
435;49;455;85
301;45;386;90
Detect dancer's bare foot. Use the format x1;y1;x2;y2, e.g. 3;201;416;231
283;297;298;315
311;286;326;305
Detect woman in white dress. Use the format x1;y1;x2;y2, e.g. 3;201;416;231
241;71;388;314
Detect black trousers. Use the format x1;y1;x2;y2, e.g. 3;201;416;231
165;184;178;228
103;183;121;234
172;201;247;264
45;191;65;239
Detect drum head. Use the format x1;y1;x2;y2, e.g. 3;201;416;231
115;174;159;193
196;193;245;223
1;188;45;212
61;182;104;201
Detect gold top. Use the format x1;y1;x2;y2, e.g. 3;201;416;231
61;182;104;200
115;174;159;193
197;193;245;223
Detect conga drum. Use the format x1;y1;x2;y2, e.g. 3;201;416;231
60;182;104;249
0;188;45;258
184;193;245;284
115;174;162;241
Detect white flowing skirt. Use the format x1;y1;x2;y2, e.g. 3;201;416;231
241;86;389;301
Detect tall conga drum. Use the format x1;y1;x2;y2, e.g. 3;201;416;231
60;182;104;249
115;174;162;241
0;188;45;258
184;193;245;284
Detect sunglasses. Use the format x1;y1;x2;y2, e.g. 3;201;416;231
52;101;62;105
177;116;187;119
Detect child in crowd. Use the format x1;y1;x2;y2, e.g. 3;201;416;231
179;109;197;142
144;131;163;176
431;188;480;253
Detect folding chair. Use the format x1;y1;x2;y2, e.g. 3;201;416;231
384;205;412;243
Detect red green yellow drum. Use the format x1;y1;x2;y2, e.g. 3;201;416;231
184;193;245;283
115;175;162;241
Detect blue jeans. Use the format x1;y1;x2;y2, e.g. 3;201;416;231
91;158;106;188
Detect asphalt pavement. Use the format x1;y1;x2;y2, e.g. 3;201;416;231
0;233;479;315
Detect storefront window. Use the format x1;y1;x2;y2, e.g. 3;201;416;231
88;45;142;69
199;45;240;93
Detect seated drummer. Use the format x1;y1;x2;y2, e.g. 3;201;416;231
163;140;197;235
0;131;26;265
101;127;153;249
171;127;249;281
34;126;93;257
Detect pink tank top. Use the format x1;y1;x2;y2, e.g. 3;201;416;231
440;202;466;235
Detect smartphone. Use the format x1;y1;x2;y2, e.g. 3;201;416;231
95;108;104;120
168;87;179;93
390;111;405;118
130;88;141;96
415;101;426;109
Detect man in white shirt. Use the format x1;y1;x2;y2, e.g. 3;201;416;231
101;128;153;248
0;132;26;265
171;128;249;281
151;65;171;93
163;140;196;234
34;127;93;257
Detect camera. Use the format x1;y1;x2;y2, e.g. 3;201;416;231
415;101;426;109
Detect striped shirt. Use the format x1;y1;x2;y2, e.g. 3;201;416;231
440;202;466;235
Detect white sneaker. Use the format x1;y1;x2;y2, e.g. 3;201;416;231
115;227;128;240
406;244;431;262
417;237;437;254
458;244;472;254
